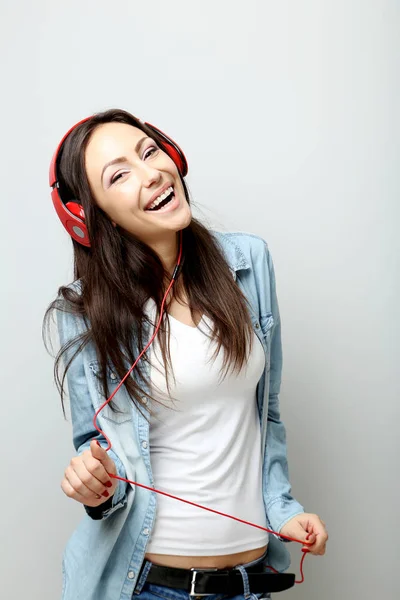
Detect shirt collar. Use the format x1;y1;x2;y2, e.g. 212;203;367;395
211;231;251;280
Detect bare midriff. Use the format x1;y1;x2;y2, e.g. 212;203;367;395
145;545;268;569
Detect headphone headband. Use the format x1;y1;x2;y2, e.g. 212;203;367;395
49;114;188;247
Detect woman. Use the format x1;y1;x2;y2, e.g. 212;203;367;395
44;108;328;600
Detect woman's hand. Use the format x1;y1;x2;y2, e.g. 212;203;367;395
61;440;118;508
279;513;328;556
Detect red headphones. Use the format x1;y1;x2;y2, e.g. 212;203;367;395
49;115;189;247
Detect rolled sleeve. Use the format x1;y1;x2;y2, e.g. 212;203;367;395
262;244;305;540
56;300;129;521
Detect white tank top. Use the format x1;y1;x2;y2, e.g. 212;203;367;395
145;307;269;555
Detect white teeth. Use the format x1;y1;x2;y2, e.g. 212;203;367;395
147;186;173;210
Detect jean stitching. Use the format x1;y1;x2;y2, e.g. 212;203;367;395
235;565;250;599
133;560;152;595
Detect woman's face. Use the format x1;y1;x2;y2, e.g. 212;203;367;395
84;122;192;245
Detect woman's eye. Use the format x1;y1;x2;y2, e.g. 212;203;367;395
110;172;127;185
109;146;158;184
143;146;158;160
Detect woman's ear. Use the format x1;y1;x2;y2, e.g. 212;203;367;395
112;221;117;228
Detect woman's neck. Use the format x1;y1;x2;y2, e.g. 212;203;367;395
149;231;180;276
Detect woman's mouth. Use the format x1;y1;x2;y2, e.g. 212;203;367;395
145;186;180;213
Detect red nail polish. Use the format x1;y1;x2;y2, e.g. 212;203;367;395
105;481;112;488
102;490;109;498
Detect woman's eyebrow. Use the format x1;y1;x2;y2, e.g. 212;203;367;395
101;136;151;184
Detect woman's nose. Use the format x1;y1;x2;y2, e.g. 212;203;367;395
138;162;161;187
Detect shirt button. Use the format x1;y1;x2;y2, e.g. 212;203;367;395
255;323;260;329
128;571;135;580
110;372;117;380
142;441;148;449
143;528;150;535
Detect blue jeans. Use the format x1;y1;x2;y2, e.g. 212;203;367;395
133;550;272;600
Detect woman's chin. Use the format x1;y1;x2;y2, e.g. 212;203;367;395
166;204;192;232
179;206;192;229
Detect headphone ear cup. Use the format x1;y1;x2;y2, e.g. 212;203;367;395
145;122;188;177
50;183;91;246
63;201;90;246
65;201;85;220
161;141;187;177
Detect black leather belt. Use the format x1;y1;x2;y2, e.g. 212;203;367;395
144;563;295;595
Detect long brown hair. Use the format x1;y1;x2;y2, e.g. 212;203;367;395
43;108;254;416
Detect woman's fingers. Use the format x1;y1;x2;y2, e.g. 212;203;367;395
90;440;117;476
61;475;101;504
61;441;118;507
65;463;109;499
304;530;316;547
305;516;329;555
80;449;115;490
61;477;94;504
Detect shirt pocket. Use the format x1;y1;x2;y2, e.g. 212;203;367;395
88;360;133;425
260;313;274;371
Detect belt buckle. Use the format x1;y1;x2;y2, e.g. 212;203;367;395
190;568;218;596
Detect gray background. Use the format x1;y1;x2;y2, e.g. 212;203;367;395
1;1;398;599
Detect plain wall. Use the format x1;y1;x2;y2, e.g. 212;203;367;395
1;1;398;599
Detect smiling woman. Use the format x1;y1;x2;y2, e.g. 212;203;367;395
43;108;327;600
84;121;192;249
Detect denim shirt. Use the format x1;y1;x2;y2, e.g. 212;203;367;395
56;231;305;600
